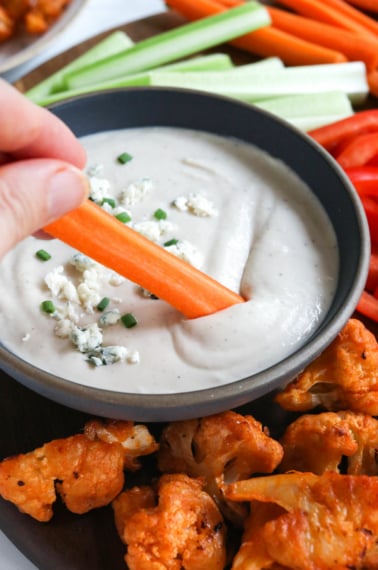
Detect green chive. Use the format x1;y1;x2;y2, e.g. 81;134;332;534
41;300;55;314
164;238;179;247
35;249;51;261
117;152;133;165
101;197;116;208
154;208;167;220
121;313;138;328
115;212;132;223
97;297;110;312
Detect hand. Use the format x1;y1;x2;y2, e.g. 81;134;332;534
0;79;89;258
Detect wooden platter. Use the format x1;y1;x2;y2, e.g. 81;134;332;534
1;9;378;570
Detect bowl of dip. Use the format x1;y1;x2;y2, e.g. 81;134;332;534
0;88;370;421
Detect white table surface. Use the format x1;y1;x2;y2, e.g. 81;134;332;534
0;1;166;567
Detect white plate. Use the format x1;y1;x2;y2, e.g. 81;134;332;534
0;0;87;73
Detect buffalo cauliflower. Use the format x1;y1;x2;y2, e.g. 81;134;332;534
0;419;157;521
113;473;227;570
279;410;378;475
84;418;159;470
226;471;378;569
276;318;378;415
157;410;283;525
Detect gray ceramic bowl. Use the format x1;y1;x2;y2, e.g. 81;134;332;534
0;88;370;421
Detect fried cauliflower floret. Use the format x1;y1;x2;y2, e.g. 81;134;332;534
113;473;227;570
157;411;283;525
0;420;158;521
0;7;14;41
276;319;378;414
226;471;378;570
43;434;125;514
24;0;71;33
0;0;72;38
279;410;378;475
0;448;56;522
84;418;159;470
0;434;124;520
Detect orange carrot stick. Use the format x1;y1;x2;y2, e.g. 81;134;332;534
368;69;378;99
216;0;378;37
231;26;346;66
267;5;378;71
44;200;244;319
344;0;378;15
322;0;378;34
275;0;377;38
167;0;347;66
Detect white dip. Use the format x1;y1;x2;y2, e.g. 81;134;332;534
0;127;338;394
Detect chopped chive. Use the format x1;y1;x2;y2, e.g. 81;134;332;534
154;208;167;220
97;297;110;312
121;313;138;328
35;249;51;261
164;238;179;247
117;152;133;165
40;300;56;314
115;212;132;223
101;197;116;208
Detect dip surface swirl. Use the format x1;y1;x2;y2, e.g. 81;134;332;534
0;127;339;394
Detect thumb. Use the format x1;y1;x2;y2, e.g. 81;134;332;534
0;158;89;258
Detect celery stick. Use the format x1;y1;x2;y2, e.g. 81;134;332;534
26;31;135;101
230;57;285;72
150;61;369;105
291;113;354;132
255;91;353;119
254;91;353;131
36;53;234;107
64;3;271;90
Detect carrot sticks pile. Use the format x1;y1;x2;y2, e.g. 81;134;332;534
166;0;378;97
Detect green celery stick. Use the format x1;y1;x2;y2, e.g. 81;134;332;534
37;53;233;107
254;91;353;131
63;3;271;90
150;61;369;105
36;53;234;107
26;31;134;101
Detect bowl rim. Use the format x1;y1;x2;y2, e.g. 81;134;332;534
0;86;371;421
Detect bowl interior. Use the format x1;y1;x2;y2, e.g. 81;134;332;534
0;87;370;421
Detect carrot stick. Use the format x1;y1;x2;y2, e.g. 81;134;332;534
167;0;347;66
216;0;378;37
321;0;378;34
231;27;346;66
213;0;241;5
368;70;378;99
44;200;244;319
275;0;377;38
267;6;378;72
344;0;378;15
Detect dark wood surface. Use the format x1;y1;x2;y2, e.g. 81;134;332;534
1;9;378;570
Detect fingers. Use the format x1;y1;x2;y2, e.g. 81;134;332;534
0;158;89;258
0;79;87;168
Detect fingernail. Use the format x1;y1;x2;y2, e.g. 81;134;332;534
47;166;89;220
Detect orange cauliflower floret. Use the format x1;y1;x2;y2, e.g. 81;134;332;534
84;418;159;471
0;7;14;41
276;318;378;414
157;411;283;525
0;420;158;521
279;410;378;475
226;471;378;570
0;434;124;521
113;473;227;570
